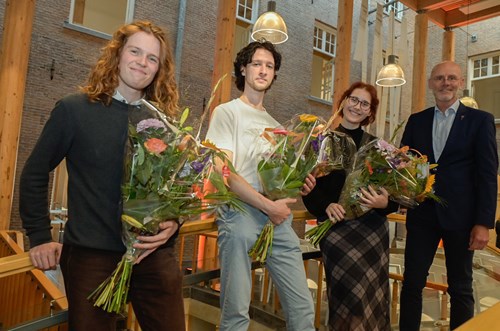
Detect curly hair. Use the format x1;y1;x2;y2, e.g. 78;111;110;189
233;41;282;92
337;81;379;127
80;20;178;117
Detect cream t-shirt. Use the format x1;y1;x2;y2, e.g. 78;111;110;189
206;98;280;191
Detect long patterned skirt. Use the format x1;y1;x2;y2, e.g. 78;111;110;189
319;211;390;331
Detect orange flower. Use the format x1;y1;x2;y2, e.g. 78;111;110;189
424;174;435;194
399;146;409;153
144;138;167;154
178;135;193;152
365;159;373;175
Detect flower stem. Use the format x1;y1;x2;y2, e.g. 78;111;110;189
248;221;274;263
305;220;334;247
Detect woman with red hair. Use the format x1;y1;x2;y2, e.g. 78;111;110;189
303;82;398;331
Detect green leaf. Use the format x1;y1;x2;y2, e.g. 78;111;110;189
180;107;190;127
137;144;145;166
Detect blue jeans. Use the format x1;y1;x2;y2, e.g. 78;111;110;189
216;203;315;331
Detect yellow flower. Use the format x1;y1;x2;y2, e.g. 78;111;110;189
299;114;318;123
201;140;218;150
424;174;435;194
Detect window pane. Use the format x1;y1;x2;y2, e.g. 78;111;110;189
473;68;480;78
492;56;499;75
320;59;334;101
238;5;245;18
314;27;323;50
70;0;130;35
325;32;335;55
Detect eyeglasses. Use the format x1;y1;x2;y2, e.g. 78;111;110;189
431;75;460;82
346;96;371;111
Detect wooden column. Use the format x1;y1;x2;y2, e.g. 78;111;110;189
200;0;236;272
331;0;354;126
0;0;36;230
209;0;236;113
442;29;455;61
410;12;429;114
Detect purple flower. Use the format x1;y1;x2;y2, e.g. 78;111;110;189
311;138;320;153
191;161;205;173
137;118;166;133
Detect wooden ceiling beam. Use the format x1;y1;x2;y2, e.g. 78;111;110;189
426;8;447;28
445;4;500;28
418;0;458;12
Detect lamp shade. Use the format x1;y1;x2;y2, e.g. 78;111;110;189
460;96;479;109
376;55;406;87
251;1;288;44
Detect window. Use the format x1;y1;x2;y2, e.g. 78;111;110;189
237;0;256;24
311;22;336;102
472;54;500;79
469;52;500;121
66;0;135;38
383;0;404;20
313;24;336;57
233;0;259;60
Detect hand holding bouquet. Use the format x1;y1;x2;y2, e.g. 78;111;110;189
306;138;441;247
249;114;330;262
88;101;242;313
338;138;441;221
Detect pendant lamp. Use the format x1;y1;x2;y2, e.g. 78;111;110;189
376;55;406;87
251;1;288;44
460;89;479;109
376;10;405;87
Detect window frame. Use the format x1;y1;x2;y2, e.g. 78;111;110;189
471;53;500;80
313;21;336;58
383;0;404;21
310;21;337;103
236;0;259;24
64;0;135;39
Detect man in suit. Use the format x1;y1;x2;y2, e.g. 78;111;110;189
399;61;498;330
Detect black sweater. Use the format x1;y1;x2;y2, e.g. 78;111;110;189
20;93;178;252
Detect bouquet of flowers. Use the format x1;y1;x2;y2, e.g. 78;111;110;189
306;138;441;247
88;100;242;313
313;130;357;178
249;114;354;262
338;138;441;220
256;114;326;200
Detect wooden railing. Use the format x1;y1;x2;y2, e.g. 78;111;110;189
0;231;67;330
1;211;498;330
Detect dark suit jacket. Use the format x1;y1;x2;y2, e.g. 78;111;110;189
401;102;498;230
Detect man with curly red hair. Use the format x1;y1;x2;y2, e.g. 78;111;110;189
20;21;185;330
